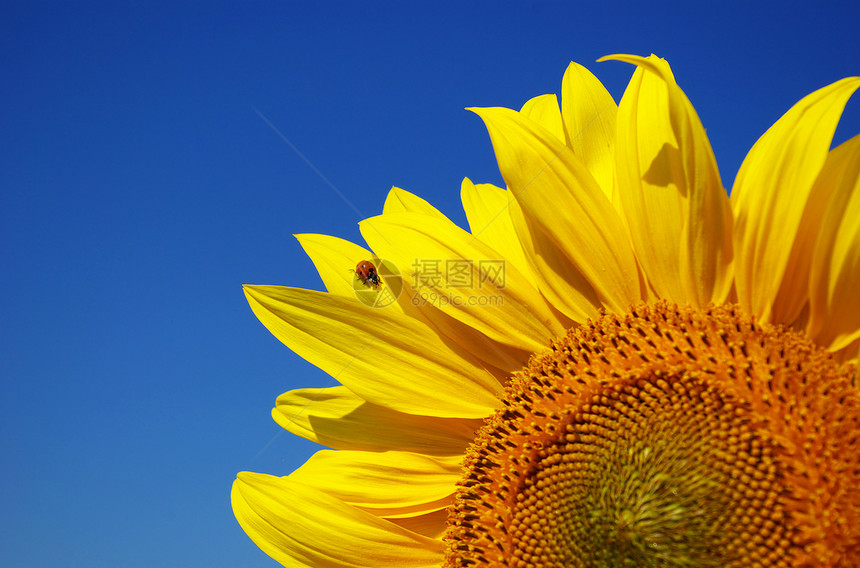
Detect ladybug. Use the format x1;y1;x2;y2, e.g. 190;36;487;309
354;260;381;288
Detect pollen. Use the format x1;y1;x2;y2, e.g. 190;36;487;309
443;302;860;567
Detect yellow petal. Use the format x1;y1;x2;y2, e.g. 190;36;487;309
561;61;618;200
808;134;860;352
520;93;564;142
359;211;564;352
272;386;480;455
603;54;734;307
295;233;389;301
731;76;860;324
460;177;537;288
393;278;535;376
245;285;502;418
382;186;448;219
830;336;860;365
232;473;443;567
289;450;461;515
471;106;642;320
376;194;546;374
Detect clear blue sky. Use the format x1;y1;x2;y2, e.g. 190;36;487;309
2;2;858;567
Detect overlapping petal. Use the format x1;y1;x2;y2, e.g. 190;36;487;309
232;473;443;568
382;187;448;219
360;211;564;352
288;450;461;516
272;386;481;455
460;178;538;288
560;61;618;200
731;77;860;324
808;134;860;355
398;284;534;377
519;93;564;141
245;285;502;418
603;54;734;307
471;105;642;320
387;509;449;539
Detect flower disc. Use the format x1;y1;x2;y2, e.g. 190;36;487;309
444;303;860;567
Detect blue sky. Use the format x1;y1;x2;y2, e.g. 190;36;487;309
2;2;858;566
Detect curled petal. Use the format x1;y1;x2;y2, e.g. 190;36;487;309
602;54;733;307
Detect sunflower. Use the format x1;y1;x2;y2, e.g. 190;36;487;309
232;54;860;567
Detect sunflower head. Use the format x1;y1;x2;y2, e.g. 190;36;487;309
233;56;860;568
444;302;860;567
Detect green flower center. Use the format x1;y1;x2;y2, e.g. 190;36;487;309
443;302;860;567
506;377;782;567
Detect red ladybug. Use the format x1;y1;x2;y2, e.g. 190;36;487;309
354;260;381;288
